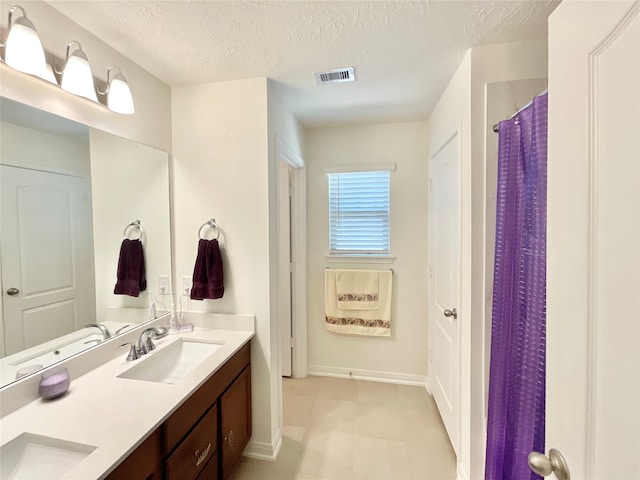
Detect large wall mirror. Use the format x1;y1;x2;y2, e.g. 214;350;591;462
0;97;172;388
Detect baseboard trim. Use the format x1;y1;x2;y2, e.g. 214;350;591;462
243;428;282;461
425;375;433;395
457;463;469;480
307;364;427;387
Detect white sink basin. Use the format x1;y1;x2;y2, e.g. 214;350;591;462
0;433;95;480
117;339;223;384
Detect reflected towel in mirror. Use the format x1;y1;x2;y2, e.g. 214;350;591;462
113;239;146;297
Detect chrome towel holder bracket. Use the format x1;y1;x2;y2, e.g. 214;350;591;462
198;218;220;240
123;220;144;240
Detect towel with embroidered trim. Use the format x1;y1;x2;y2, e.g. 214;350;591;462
325;269;392;336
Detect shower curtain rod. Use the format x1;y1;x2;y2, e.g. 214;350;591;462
492;89;548;133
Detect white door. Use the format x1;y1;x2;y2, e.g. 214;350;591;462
279;163;293;377
1;166;96;355
545;2;640;479
429;133;461;453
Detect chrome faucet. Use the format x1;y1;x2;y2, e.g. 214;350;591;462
136;326;169;356
84;323;112;340
121;326;169;361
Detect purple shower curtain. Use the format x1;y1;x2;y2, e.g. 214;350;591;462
485;92;548;480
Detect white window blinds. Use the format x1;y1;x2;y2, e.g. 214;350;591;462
328;170;390;254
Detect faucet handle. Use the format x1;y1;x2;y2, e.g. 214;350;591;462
120;342;140;361
154;326;168;338
144;336;156;353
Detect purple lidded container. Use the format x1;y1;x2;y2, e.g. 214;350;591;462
38;367;70;400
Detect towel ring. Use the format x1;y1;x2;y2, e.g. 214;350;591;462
198;218;220;240
123;220;144;240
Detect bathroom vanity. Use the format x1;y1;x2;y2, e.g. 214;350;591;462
107;343;251;480
0;323;254;480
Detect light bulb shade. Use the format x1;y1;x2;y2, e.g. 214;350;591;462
60;47;97;102
4;15;48;78
108;73;134;114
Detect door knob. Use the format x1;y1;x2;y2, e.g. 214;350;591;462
443;308;457;319
6;288;20;296
528;448;570;480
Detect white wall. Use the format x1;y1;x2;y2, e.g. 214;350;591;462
426;40;548;479
0;122;90;175
426;51;473;479
305;121;429;383
469;39;548;480
90;129;172;323
171;78;281;457
0;0;171;152
267;81;305;441
267;82;305;162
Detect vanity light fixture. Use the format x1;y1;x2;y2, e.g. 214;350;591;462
2;5;135;113
98;65;135;115
2;5;55;83
57;40;98;102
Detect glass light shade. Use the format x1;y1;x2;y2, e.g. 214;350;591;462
4;16;48;78
108;73;134;114
60;49;98;102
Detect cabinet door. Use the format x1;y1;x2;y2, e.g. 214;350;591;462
220;366;252;480
106;428;162;480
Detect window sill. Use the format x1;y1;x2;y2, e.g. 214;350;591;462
325;255;395;264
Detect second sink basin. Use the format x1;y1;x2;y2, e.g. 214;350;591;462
117;338;223;384
0;433;95;480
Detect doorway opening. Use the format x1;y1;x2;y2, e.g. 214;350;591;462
276;139;307;378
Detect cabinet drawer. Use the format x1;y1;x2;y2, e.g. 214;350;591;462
196;455;219;480
166;405;217;480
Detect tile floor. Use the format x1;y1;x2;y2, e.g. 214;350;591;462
232;376;457;480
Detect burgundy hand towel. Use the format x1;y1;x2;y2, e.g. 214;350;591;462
191;239;224;300
114;239;147;297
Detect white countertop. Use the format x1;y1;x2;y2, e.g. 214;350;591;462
0;326;254;479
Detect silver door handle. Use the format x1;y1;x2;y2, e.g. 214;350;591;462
443;308;457;319
6;288;20;296
528;449;570;480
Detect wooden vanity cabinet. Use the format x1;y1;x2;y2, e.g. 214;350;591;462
105;342;251;480
106;427;163;480
220;366;251;480
166;404;217;479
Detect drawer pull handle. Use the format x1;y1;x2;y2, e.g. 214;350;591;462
194;442;211;467
224;430;237;450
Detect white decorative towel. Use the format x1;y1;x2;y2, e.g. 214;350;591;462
336;269;379;310
325;269;393;336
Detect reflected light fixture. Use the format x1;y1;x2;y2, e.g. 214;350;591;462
3;5;55;82
98;65;135;114
58;40;98;102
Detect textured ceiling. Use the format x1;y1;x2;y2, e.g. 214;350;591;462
46;1;558;127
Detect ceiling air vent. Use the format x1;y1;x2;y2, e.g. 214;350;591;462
314;67;356;84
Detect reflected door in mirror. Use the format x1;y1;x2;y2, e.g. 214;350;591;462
1;165;96;355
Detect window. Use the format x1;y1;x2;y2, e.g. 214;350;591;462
328;170;390;254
